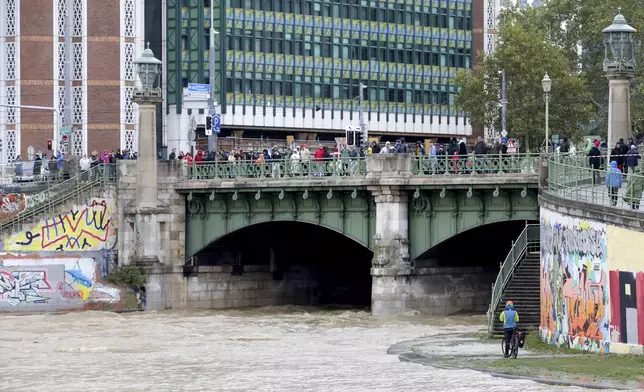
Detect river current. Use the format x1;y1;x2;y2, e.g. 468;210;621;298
0;307;593;391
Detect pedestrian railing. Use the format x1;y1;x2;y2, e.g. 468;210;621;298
487;223;540;335
0;159;81;186
546;156;644;213
0;164;117;233
186;157;367;179
411;153;541;175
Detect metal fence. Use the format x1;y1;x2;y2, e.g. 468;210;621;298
411;153;541;175
547;154;644;213
187;157;368;179
0;159;81;186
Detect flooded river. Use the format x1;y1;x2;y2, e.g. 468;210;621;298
0;307;594;391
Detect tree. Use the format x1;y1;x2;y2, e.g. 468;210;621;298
454;8;593;151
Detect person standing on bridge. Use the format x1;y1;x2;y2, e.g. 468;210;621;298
605;161;623;207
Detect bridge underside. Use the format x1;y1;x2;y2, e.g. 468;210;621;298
184;186;539;261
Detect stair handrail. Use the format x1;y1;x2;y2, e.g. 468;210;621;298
486;223;540;334
0;163;116;233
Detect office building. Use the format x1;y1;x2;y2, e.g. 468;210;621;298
165;0;488;152
0;0;145;162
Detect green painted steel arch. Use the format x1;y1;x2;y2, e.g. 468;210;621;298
185;191;374;258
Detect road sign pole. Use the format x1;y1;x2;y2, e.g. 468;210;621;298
208;4;219;154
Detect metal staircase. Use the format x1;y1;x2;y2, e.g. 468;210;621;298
487;224;540;336
0;164;117;234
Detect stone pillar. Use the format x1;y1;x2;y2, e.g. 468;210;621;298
369;186;413;316
136;103;160;208
367;154;413;316
608;77;632;146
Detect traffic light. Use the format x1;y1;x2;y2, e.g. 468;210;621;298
47;140;52;150
205;115;212;131
345;127;356;146
355;127;363;147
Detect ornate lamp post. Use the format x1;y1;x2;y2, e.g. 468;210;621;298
603;8;637;155
541;73;552;153
132;43;163;208
127;43;166;269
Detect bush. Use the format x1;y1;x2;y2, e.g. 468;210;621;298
107;265;146;289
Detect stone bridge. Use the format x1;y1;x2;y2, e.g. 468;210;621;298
115;154;541;316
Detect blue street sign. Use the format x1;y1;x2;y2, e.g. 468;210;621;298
188;83;210;93
213;113;221;134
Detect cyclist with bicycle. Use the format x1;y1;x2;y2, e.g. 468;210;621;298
499;301;520;358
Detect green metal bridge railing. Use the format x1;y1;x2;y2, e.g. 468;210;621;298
184;153;546;180
0;164;117;234
486;223;540;335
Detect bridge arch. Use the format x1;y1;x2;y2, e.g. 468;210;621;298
408;188;539;260
185;191;374;259
192;220;374;308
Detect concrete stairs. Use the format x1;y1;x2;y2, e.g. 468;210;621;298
490;252;541;336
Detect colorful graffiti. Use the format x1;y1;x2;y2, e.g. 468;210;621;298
3;199;116;252
0;257;121;309
0;268;53;306
540;209;610;353
0;193;26;221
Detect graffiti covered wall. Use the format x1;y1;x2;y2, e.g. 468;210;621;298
0;256;122;310
540;209;610;353
2;198;116;252
0;193;26;221
606;225;644;353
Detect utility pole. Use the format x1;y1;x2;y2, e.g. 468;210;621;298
500;70;507;139
207;3;219;153
64;0;73;154
358;83;367;145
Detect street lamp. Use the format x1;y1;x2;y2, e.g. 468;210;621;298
602;8;637;157
134;43;162;95
541;73;552;153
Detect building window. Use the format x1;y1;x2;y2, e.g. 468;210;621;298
124;130;135;153
124;0;135;37
124;87;135;124
6;86;16;124
73;86;83;124
73;43;83;80
5;0;16;36
58;87;66;128
57;43;66;80
73;129;84;156
124;43;135;80
57;0;67;36
73;0;83;36
5;42;15;80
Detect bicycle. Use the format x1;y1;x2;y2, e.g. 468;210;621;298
501;329;525;358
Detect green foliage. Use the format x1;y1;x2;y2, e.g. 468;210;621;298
454;6;593;150
107;265;146;289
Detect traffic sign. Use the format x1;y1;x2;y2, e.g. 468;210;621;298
501;130;508;138
60;127;72;135
186;83;211;99
213;113;221;134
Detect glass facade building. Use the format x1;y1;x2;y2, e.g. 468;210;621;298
166;0;480;138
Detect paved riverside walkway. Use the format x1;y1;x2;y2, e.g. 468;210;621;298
388;333;634;390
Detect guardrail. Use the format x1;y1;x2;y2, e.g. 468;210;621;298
547;155;644;212
0;164;117;233
186;157;368;179
0;160;80;186
411;153;541;175
487;224;540;335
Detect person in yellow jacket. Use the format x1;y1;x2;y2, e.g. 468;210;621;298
499;301;520;357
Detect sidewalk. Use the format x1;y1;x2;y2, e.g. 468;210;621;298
388;333;637;390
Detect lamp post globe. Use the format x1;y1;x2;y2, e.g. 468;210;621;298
602;8;637;75
134;42;162;92
541;73;552;94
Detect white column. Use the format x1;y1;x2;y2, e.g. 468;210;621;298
608;77;632;147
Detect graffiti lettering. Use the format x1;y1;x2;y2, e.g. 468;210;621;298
540;210;610;353
0;193;26;222
15;230;40;246
4;199;116;252
0;269;52;306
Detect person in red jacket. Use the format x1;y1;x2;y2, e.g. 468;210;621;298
194;149;204;165
314;145;325;176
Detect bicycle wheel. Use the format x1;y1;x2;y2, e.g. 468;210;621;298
501;338;506;355
511;336;519;358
